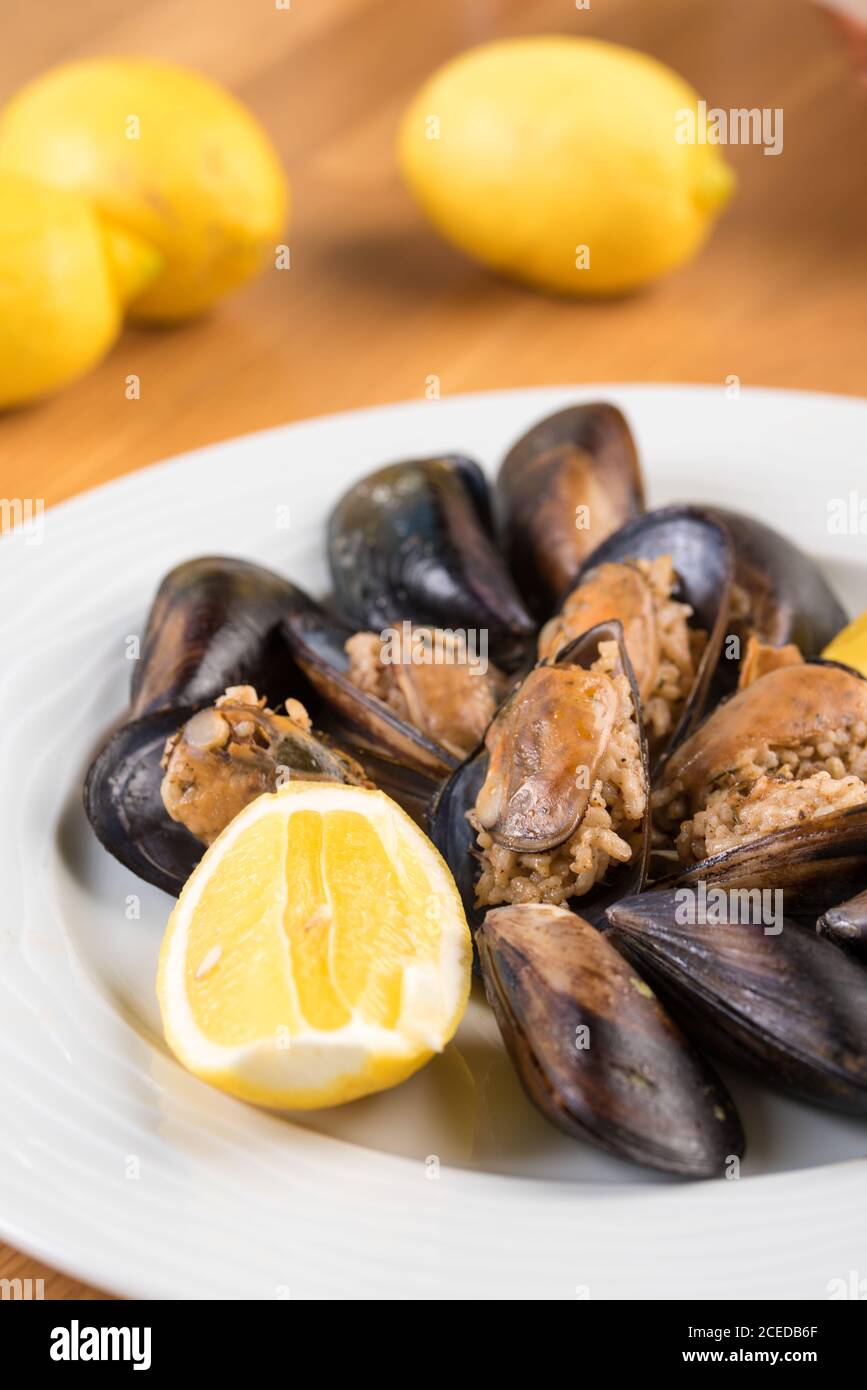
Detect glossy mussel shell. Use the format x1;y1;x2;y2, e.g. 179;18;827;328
548;506;735;759
130;556;299;717
478;904;744;1177
280;582;459;780
660;806;867;923
706;508;846;693
496;402;645;619
85;705;204;896
86;557;304;895
608;889;867;1116
429;620;650;930
327;455;534;668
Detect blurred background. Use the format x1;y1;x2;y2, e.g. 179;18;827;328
1;0;866;515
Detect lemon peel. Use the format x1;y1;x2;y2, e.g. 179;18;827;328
399;36;734;295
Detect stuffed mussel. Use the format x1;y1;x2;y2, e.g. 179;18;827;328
85;557;308;894
159;685;371;847
537;507;734;762
478;903;744;1176
86;560;402;894
431;621;651;928
652;655;867;918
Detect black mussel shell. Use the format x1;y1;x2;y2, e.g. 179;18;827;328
496;403;645;620
705;508;846;692
339;744;442;831
84;708;203;896
281;584;458;779
478;904;744;1177
327;456;535;668
608;889;867;1115
130;556;299;718
429;620;650;932
658;803;867;923
817;888;867;960
551;506;735;759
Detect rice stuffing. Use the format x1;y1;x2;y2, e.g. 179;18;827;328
634;556;706;744
654;724;867;862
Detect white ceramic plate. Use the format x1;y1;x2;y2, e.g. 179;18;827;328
2;384;867;1301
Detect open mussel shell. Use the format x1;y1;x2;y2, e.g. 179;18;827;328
561;506;734;758
608;889;867;1116
654;659;867;918
281;584;458;779
478;904;744;1177
817;889;867;960
496;402;645;620
84;707;204;896
327;455;535;669
429;620;650;932
84;693;393;896
658;804;867;923
705;508;847;693
130;556;299;718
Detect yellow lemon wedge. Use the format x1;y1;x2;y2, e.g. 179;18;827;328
157;782;472;1109
823;612;867;677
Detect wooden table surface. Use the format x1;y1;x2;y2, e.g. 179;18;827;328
2;0;865;1299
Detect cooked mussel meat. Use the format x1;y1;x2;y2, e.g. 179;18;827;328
496;402;644;619
478;903;744;1176
327;455;534;667
608;889;867;1116
430;621;650;928
160;685;370;846
537;507;733;759
736;635;803;689
282;584;468;777
344;625;505;762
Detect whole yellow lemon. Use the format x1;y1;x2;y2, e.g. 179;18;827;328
0;59;289;321
0;173;125;408
399;36;734;295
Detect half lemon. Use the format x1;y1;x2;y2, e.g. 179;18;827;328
157;781;472;1108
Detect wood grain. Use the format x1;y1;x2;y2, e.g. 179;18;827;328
1;0;865;1298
